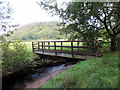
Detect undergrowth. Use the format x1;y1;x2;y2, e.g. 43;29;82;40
1;39;38;76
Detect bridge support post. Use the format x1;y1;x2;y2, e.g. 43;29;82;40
95;40;102;57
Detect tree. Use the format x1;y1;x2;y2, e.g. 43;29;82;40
0;0;19;36
38;1;120;51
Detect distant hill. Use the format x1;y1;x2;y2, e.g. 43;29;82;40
8;21;64;41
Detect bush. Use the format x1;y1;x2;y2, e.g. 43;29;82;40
1;39;38;76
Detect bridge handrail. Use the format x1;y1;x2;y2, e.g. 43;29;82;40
32;40;103;57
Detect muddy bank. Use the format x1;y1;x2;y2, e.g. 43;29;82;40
25;64;73;88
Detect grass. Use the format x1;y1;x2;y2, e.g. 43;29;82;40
23;42;32;51
39;52;119;88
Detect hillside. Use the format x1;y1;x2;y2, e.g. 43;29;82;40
8;21;63;41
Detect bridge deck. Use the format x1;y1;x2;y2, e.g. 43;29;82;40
34;50;97;60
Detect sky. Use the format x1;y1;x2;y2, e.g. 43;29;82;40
7;0;60;25
4;0;119;26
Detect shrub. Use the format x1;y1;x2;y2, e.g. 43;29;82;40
1;39;38;76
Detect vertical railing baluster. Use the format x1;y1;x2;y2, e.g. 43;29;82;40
71;41;74;57
42;42;44;54
38;42;40;49
77;41;79;50
48;42;50;50
44;42;45;49
54;41;57;55
61;41;63;51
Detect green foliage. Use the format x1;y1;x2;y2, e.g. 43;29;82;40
38;1;120;51
38;1;104;41
40;52;118;88
8;21;63;41
0;1;19;36
1;38;38;76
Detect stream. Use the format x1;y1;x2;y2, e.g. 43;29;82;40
2;62;76;89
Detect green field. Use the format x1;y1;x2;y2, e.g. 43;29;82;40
23;41;95;53
23;41;83;51
23;42;33;51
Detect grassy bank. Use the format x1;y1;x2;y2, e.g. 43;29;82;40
40;52;118;88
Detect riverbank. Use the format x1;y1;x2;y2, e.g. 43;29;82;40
25;64;74;88
2;56;80;89
40;52;118;88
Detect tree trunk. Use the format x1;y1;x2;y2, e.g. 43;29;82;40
117;34;120;52
111;36;117;51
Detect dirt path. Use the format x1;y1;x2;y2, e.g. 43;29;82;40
24;66;71;88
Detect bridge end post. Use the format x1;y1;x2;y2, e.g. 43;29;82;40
95;40;103;57
32;42;34;52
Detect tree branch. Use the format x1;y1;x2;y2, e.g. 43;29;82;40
89;25;104;30
113;24;119;31
116;30;120;35
96;16;104;23
103;8;112;36
107;10;113;29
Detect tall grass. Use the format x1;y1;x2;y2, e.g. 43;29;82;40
40;52;118;88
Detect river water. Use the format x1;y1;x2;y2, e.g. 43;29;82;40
3;63;75;89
